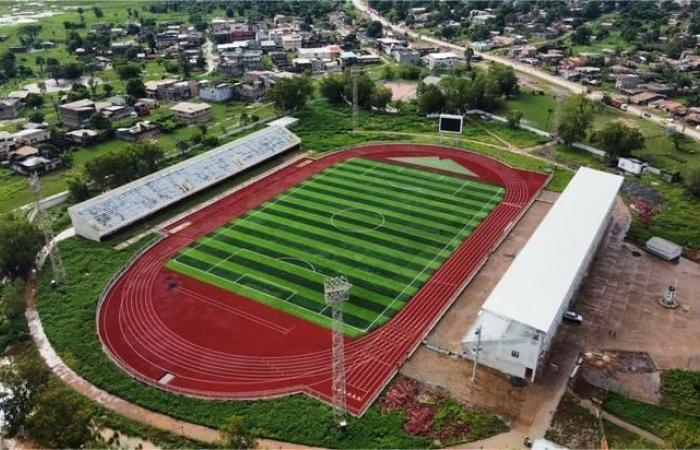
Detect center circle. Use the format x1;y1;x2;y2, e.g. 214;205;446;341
330;207;385;233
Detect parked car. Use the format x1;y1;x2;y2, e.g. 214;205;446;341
563;310;583;324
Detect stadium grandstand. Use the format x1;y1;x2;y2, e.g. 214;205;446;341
461;167;623;382
69;126;301;241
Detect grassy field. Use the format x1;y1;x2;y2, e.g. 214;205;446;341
602;420;658;449
604;392;700;446
168;158;503;336
660;370;700;416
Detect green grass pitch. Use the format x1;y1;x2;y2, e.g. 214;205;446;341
166;158;504;337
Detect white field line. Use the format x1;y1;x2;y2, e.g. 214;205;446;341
361;162;380;176
361;189;503;332
205;248;243;273
451;180;472;196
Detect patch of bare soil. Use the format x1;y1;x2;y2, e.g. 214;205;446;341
545;392;601;449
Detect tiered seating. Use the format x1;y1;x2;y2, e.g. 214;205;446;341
70;126;301;240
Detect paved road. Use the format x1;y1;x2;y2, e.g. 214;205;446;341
352;0;700;142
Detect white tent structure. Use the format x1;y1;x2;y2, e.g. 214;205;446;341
461;167;623;381
69;126;300;241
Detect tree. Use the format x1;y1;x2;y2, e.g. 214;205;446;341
219;415;258;449
196;49;206;70
92;6;103;17
571;26;592;45
556;94;596;145
0;353;50;437
488;63;519;98
416;83;445;114
1;278;26;320
319;74;346;103
669;131;689;152
34;55;45;74
664;421;700;449
67;176;90;202
126;78;147;98
370;85;392;109
267;76;313;112
506;110;523;129
366;20;383;38
115;62;141;80
0;214;42;279
176;140;189;157
591;121;645;159
28;111;45;123
102;83;114;97
88;113;110;130
179;51;192;77
25;384;98;448
684;166;700;198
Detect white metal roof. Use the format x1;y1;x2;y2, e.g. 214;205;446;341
69;126;300;241
480;167;623;333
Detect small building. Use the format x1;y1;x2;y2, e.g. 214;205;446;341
617;157;648;175
199;81;233;102
115;121;160;142
65;129;99;145
59;99;97;129
394;49;421;65
0;131;16;159
629;91;666;105
0;97;22;119
170;102;212;124
11;155;62;175
9;145;39;160
13;128;50;146
615;74;640;92
422;52;460;70
282;34;302;51
144;79;197;101
645;237;682;262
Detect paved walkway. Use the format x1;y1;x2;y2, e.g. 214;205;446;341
26;231;312;449
579;400;665;446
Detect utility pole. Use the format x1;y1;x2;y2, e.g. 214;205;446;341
471;325;482;383
351;66;360;132
29;173;65;285
325;275;351;427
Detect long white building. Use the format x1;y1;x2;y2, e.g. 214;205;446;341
461;167;623;381
69;126;300;241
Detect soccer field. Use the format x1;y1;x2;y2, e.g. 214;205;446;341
166;158;504;337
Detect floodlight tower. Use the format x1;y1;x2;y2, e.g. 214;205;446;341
351;66;360;132
324;275;351;427
29;173;65;284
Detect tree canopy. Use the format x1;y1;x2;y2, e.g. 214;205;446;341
0;214;42;279
267;76;314;112
591;121;645;159
556;95;596;146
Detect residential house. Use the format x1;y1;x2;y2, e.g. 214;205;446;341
144;79;198;101
115;121;160;142
170;102;212;124
13;128;50;146
422;52;460;70
59;99;97;128
297;45;342;61
65;129;99;145
394;48;421;65
0;131;16;159
199;81;233;102
629;91;666;105
282;34;302;51
0;98;22;119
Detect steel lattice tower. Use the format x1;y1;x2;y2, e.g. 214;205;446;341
324;275;351;427
351;67;360;132
29;173;65;284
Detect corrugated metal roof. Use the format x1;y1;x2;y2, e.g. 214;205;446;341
480;167;623;332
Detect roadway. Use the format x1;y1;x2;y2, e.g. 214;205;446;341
351;0;700;141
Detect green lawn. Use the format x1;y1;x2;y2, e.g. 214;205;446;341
167;158;504;337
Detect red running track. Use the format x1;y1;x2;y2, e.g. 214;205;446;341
98;144;549;416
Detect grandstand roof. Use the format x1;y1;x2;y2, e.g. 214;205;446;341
480;167;623;333
68;126;300;241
